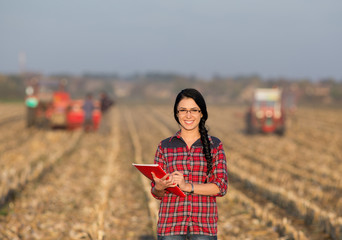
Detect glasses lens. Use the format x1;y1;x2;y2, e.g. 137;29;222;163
178;109;200;115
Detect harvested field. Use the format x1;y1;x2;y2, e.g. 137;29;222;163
0;102;341;240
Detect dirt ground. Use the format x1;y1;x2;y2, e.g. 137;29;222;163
0;103;341;240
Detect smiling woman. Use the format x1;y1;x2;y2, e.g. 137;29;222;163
150;88;228;240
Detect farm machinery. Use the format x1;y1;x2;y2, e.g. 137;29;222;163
245;88;286;135
25;79;101;130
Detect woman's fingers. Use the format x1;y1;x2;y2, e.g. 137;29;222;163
171;171;185;182
170;171;187;189
152;172;176;189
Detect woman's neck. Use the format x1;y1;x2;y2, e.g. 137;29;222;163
180;129;200;147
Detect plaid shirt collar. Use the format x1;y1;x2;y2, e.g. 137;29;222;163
169;130;213;146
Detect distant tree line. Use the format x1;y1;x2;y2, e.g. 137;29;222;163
0;72;341;107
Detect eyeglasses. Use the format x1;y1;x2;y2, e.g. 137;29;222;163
177;109;201;116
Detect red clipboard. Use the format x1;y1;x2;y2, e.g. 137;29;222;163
132;163;186;197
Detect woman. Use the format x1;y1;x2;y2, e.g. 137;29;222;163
151;88;228;240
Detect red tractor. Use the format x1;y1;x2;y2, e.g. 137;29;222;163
245;88;286;135
25;79;101;130
66;98;101;130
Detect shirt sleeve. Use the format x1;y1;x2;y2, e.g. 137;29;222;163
151;142;166;200
209;141;228;197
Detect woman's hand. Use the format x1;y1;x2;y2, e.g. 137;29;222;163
171;171;189;191
151;172;176;191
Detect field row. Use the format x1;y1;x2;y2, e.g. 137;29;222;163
0;107;154;239
0;103;341;239
1;104;276;239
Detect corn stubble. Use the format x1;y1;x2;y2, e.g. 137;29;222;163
0;103;341;240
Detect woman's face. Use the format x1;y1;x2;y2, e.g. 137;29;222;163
176;97;203;133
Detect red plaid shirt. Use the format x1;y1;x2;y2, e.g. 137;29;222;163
151;131;228;236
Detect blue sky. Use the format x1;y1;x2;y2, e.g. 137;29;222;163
1;0;341;80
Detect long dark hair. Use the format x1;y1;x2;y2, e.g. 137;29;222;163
173;88;212;176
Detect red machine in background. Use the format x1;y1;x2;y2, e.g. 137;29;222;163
66;99;101;130
25;79;101;130
245;88;286;135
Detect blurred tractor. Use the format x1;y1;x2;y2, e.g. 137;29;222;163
25;78;101;130
245;88;286;135
66;99;101;130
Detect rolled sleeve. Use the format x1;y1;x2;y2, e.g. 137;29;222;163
151;142;166;200
210;142;228;197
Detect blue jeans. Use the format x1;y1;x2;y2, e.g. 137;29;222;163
158;235;217;240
